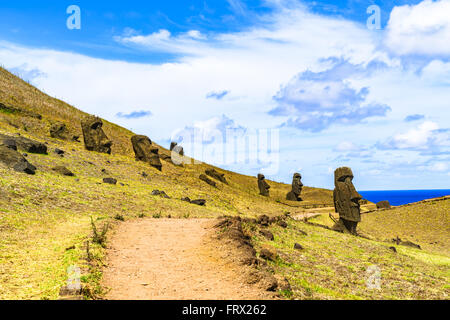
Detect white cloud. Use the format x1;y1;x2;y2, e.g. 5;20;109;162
386;0;450;56
334;141;360;152
1;2;449;189
115;29;207;53
378;121;450;152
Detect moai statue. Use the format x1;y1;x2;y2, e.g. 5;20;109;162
81;116;112;154
286;173;303;201
50;122;69;140
333;167;362;235
258;174;270;196
131;135;162;171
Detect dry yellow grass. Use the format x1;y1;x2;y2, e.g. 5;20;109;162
0;67;448;300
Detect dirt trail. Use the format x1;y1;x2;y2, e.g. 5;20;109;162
102;218;269;300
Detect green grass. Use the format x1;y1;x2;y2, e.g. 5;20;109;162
251;219;449;300
0;66;448;300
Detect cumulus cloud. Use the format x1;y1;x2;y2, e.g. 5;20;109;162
269;58;391;132
116;110;153;119
8;64;46;83
173;114;246;145
206;90;230;100
404;114;425;122
377;121;450;154
115;29;207;53
385;0;450;56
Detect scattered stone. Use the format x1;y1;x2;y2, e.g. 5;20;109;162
400;240;421;250
181;197;191;203
392;237;422;250
278;220;288;228
332;167;362;235
0;145;36;175
131;135;162;171
286;173;303;201
23;153;28;157
376;200;391;209
191;199;206;206
257;174;270;196
52;166;75;177
81;116;112;154
141;172;148;178
151;190;170;198
205;168;228;184
103;178;117;185
54;148;65;155
199;174;216;187
260;229;274;241
50;122;69;140
257;215;270;226
259;248;277;261
294;243;304;250
1;139;17;151
11;136;47;154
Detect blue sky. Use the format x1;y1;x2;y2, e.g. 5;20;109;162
0;0;449;190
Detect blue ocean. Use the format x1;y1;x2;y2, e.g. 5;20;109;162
359;189;450;206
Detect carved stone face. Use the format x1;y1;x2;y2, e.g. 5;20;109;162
287;173;303;201
131;135;162;171
292;173;303;194
333;167;362;223
81;116;112;154
258;174;270;196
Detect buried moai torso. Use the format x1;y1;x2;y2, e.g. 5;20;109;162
286;173;303;201
258;174;270;196
333;167;362;233
81;116;112;154
131;135;162;171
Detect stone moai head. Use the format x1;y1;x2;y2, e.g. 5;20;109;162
258;174;270;196
81;116;112;154
131;135;162;171
333;167;362;224
287;173;303;201
292;173;303;194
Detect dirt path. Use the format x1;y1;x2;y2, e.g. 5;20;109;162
102;218;270;300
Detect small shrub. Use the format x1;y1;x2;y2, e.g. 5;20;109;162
114;214;125;221
152;212;162;219
91;217;109;247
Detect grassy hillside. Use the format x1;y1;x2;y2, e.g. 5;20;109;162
0;67;448;300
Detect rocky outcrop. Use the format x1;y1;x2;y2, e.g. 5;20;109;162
376;200;391;209
52;166;75;177
103;178;117;185
199;174;216;187
0;134;47;154
131;135;162;171
205;168;227;184
50;122;69;140
0;145;36;174
81;116;112;154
